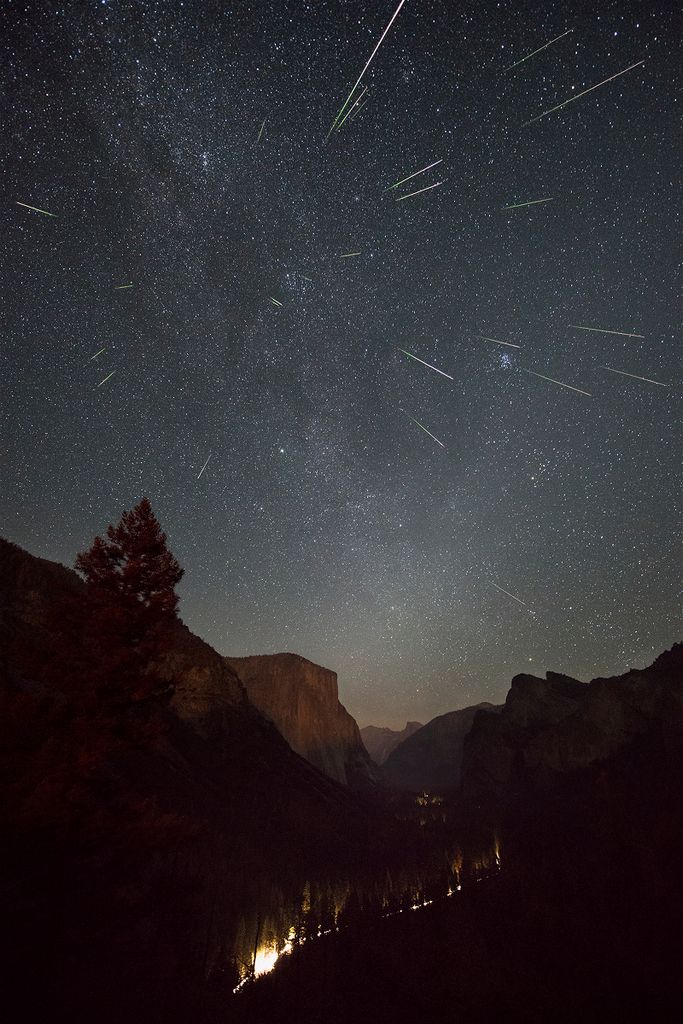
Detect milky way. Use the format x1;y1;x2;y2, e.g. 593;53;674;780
1;1;679;728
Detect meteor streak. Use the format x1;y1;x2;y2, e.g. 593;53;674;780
335;87;368;130
269;297;283;307
490;582;534;611
503;197;554;209
16;201;56;217
403;412;446;448
602;366;669;387
89;348;106;360
504;29;573;71
326;0;407;140
97;371;115;387
387;159;443;191
569;324;645;338
397;348;454;380
256;117;267;144
480;336;521;349
522;368;591;396
523;59;645;126
396;181;443;202
197;453;212;479
340;252;362;258
114;284;133;289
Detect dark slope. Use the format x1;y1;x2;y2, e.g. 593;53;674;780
360;721;423;765
382;703;498;791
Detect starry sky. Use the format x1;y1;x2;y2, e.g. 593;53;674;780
1;0;679;729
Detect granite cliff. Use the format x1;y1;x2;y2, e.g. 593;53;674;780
225;653;378;787
360;721;423;765
381;703;498;791
461;646;683;798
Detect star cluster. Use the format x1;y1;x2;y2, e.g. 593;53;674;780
1;1;679;728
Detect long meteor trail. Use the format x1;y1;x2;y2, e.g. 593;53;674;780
89;348;106;361
197;453;212;479
340;252;362;258
503;197;554;209
387;159;442;191
480;336;521;349
403;413;446;448
396;181;443;202
522;368;591;396
569;324;645;338
326;0;407;140
335;87;368;130
114;284;133;289
522;59;645;126
504;29;573;71
602;366;669;387
397;348;454;380
490;582;534;611
16;201;57;217
97;371;115;387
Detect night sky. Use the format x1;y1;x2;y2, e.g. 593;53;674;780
1;1;679;729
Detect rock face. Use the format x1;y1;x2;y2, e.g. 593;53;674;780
382;704;499;791
461;647;683;798
225;653;378;787
360;722;423;765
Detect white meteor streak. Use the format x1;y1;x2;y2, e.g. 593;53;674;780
326;0;408;139
340;252;362;258
197;453;212;479
504;29;573;71
522;368;591;396
503;197;554;210
397;348;454;380
97;371;115;387
602;366;669;387
256;117;267;144
403;412;446;448
569;324;645;338
490;582;534;611
89;347;106;360
114;284;133;289
16;201;57;217
269;297;283;307
480;336;521;349
387;159;443;191
522;59;645;126
335;87;368;130
396;181;443;202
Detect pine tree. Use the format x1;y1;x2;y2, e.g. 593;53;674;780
73;497;184;710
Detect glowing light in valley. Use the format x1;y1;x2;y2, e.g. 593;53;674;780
97;371;115;387
326;0;408;140
403;412;446;448
522;59;645;126
15;201;57;217
197;453;212;479
396;181;443;202
602;366;669;387
479;336;521;349
490;581;534;611
503;197;554;209
387;159;443;191
397;348;454;380
568;324;645;338
504;29;573;71
522;368;591;396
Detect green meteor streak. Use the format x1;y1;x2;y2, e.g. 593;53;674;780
335;87;368;131
403;412;446;449
503;197;554;209
522;59;645;126
114;284;133;289
16;201;56;217
504;29;573;71
326;0;407;140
